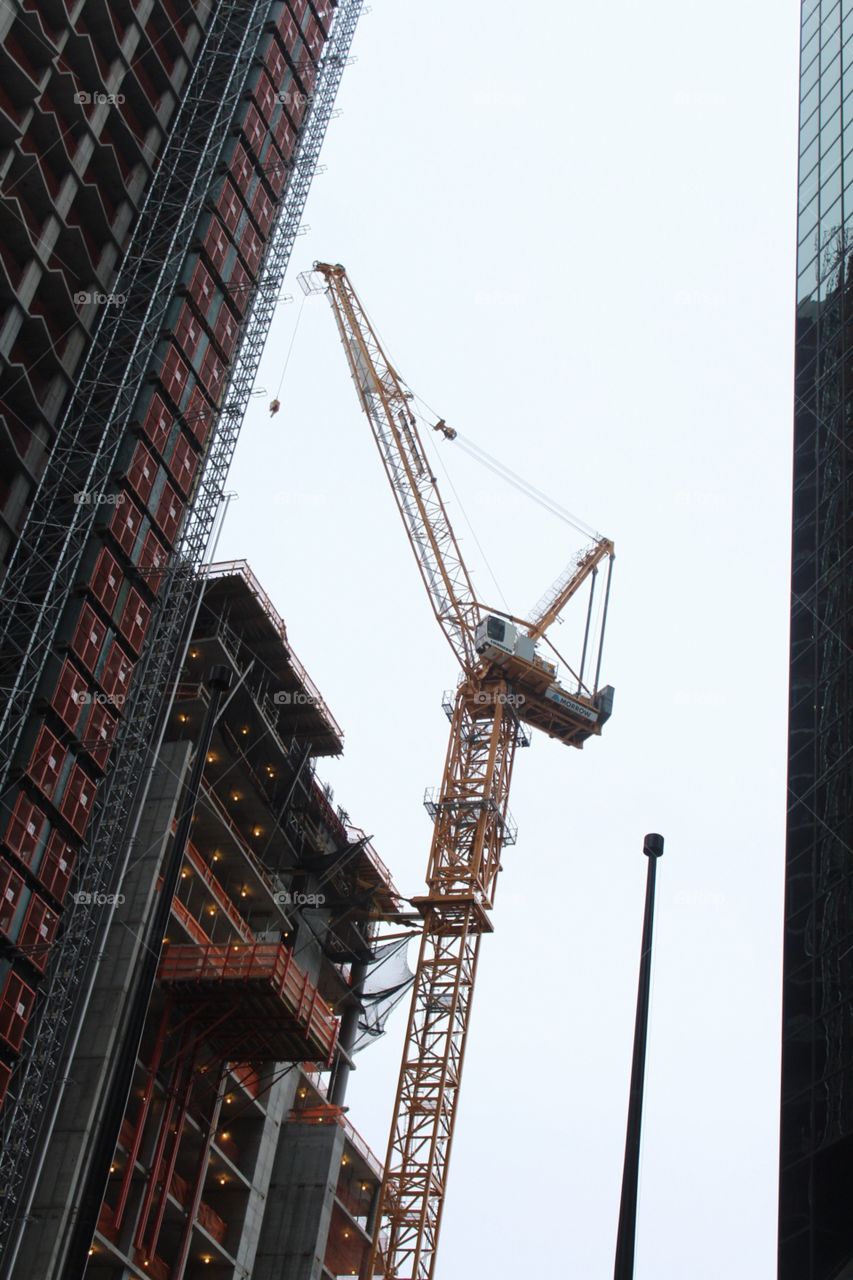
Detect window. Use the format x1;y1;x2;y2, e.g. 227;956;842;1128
50;660;88;734
125;441;158;507
0;859;26;941
3;793;46;866
100;638;134;702
89;546;123;614
154;481;184;545
27;727;67;801
83;701;117;771
18;896;58;971
108;497;144;559
118;589;151;655
141;392;172;454
0;970;36;1053
60;764;96;837
159;345;189;407
37;830;75;904
70;603;107;673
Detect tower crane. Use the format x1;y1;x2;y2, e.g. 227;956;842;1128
300;262;615;1280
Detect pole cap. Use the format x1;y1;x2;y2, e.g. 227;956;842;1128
207;665;232;692
643;832;664;858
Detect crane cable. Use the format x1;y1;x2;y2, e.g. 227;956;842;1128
355;299;512;613
405;385;602;543
454;435;601;543
424;429;510;613
270;292;308;410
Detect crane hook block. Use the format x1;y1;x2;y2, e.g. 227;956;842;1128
269;398;281;417
433;418;457;440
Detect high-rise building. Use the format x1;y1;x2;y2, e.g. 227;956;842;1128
0;0;363;1264
7;560;406;1279
780;3;853;1277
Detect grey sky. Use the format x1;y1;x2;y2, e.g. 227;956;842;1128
218;2;800;1275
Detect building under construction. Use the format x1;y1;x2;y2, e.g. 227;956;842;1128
7;560;408;1279
0;0;366;1269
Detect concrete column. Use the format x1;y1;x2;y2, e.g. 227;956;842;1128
251;1120;346;1280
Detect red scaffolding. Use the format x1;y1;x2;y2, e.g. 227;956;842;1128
159;940;339;1064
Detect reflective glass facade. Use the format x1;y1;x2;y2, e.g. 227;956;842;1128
780;3;853;1277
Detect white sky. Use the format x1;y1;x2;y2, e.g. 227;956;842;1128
218;2;801;1275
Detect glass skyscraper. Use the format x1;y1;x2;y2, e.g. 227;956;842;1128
780;3;853;1277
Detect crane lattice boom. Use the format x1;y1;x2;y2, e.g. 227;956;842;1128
305;263;614;1280
313;262;479;673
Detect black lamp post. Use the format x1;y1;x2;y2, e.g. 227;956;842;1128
614;832;664;1280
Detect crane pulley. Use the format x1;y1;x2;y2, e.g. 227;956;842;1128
299;261;614;1279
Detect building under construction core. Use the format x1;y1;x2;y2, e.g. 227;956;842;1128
0;0;364;1264
7;560;408;1279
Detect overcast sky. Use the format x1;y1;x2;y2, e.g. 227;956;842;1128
218;2;801;1275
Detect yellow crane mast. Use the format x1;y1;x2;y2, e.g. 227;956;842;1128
301;262;615;1280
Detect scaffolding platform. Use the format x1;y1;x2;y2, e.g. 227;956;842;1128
159;941;338;1064
199;561;344;755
